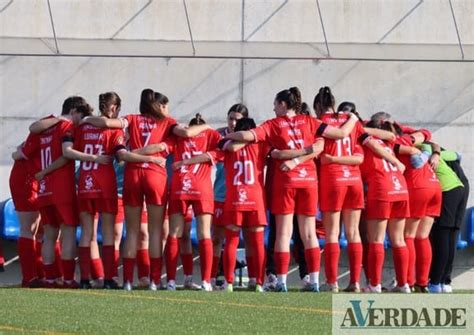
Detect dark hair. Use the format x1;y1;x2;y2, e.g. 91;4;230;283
313;86;336;118
299;102;311;115
227;103;249;118
365;118;403;136
235;118;257;131
337;101;363;122
99;92;121;116
139;88;168;119
275;87;302;113
189;113;206;126
75;103;94;119
62;96;87;115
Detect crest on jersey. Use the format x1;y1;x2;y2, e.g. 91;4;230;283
392;176;402;191
299;168;308;178
342;166;351;178
182;176;192;192
85;175;94;190
39;179;46;194
238;189;248;202
185;140;197;149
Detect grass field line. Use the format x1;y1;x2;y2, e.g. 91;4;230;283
37;288;333;315
0;324;76;335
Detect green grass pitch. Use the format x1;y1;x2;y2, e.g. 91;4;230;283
0;288;332;334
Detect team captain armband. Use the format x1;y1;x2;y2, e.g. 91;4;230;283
357;132;371;145
217;139;230;150
62;135;74;143
316;123;328;137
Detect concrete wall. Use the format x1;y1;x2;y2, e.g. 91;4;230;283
1;0;473;206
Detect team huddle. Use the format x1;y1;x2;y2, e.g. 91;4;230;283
9;86;468;294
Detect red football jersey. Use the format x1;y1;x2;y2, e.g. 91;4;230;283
394;137;441;191
37;120;76;206
251;115;325;188
123;114;177;173
208;142;268;211
170;129;221;200
360;138;409;202
10;132;42;193
74;124;124;199
319;113;367;185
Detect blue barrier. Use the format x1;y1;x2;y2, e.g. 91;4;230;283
0;199;20;240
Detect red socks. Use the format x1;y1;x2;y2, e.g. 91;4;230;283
44;263;57;281
150;257;162;284
18;237;37;283
223;230;240;284
347;242;363;285
211;256;220;279
79;247;91;281
137;249;150;279
165;237;179;281
362;242;370;283
405;237;416;286
181;253;194;276
274;251;290;275
198;239;213;282
122;257;135;284
368;243;384;286
62;259;76;281
248;230;265;285
90;258;104;280
324;243;339;284
102;245;116;280
415;238;432;286
392;246;408;286
246;255;255;279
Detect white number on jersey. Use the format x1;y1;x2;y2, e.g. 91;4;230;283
82;144;104;171
233;160;255;185
40;146;52;170
336;137;352;157
181;151;203;174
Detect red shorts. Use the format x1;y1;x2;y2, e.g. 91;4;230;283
213;201;225;226
224;210;267;227
78;198;118;215
365;200;410;220
271;187;318;216
39;203;79;227
10;178;38;212
408;188;442;218
169;199;213;217
123;168;167;207
116;197;125;224
319;182;364;212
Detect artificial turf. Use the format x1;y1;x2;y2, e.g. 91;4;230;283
0;288;333;334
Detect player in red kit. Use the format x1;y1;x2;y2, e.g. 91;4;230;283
226;87;360;292
29;97;93;288
10;132;43;287
361;118;410;293
165;114;221;291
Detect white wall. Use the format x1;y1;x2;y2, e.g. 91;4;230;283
1;0;473;206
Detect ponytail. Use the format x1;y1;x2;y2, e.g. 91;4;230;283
275;86;302;113
189;113;206;126
99;92;121;117
337;101;363;122
313;86;336;118
139;88;168;120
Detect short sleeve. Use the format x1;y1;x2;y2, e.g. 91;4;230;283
206;149;225;166
59;121;75;143
250;120;272;143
